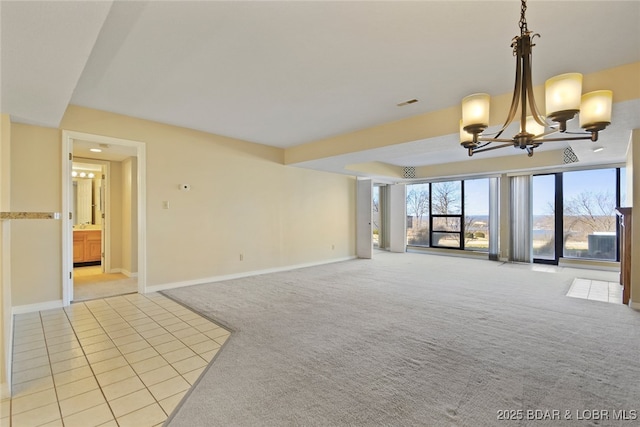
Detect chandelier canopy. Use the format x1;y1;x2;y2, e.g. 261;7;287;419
460;0;613;157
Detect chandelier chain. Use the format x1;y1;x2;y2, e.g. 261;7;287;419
519;0;528;35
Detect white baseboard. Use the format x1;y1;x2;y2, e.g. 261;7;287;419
12;300;64;315
108;268;138;278
146;256;356;294
558;258;620;272
629;299;640;310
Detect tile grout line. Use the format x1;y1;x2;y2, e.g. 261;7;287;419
62;300;121;425
99;295;178;419
40;309;67;427
89;293;213;419
9;294;229;427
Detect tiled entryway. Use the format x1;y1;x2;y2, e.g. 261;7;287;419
3;293;230;427
566;278;622;304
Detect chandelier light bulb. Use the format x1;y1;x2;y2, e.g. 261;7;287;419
523;116;545;137
461;93;490;129
545;73;582;117
580;90;613;131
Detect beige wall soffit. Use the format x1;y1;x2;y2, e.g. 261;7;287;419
285;105;459;165
284;62;640;166
345;162;404;179
413;149;569;180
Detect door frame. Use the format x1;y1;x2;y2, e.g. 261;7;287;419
62;130;147;305
71;158;110;273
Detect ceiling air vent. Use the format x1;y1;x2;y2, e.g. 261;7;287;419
397;99;418;107
402;167;416;179
563;147;579;164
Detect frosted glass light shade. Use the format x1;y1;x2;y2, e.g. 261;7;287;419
459;120;474;143
461;93;490;129
522;116;545;136
545;73;582;115
580;90;612;129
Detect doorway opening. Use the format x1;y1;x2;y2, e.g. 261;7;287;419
62;131;146;305
71;158;137;301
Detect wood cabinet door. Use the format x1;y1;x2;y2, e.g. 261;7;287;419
86;231;102;262
73;238;85;263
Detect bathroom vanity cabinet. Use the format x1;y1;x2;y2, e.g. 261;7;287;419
73;229;102;263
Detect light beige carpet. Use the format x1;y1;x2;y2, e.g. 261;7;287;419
164;252;639;426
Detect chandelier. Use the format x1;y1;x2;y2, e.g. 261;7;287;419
460;0;612;157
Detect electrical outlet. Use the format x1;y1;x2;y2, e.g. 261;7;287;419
240;253;244;261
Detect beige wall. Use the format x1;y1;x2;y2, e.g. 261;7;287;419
11;124;62;307
8;105;355;305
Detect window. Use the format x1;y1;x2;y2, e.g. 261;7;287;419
464;178;489;252
563;169;617;260
372;185;380;249
406;179;489;252
406;183;430;246
532;174;556;260
431;181;462;249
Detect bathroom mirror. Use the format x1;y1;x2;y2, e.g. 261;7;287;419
72;162;103;227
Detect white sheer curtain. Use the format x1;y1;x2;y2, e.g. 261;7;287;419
488;177;500;260
510;175;532;263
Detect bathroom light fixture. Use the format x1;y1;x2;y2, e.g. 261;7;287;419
72;170;96;179
459;0;612;157
90;148;102;153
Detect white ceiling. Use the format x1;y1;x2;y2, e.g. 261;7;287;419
2;0;639;175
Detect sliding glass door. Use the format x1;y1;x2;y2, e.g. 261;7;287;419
532;174;558;262
533;168;621;264
563;169;617;260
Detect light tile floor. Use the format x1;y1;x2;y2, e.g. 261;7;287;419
566;278;623;304
2;293;230;427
